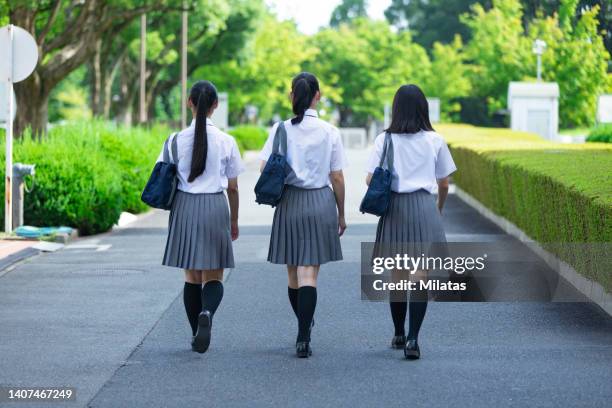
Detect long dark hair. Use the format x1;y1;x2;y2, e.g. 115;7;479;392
291;72;319;125
188;80;218;182
386;84;434;134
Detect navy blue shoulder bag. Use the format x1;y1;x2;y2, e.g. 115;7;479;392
254;122;290;207
359;132;394;216
141;133;179;210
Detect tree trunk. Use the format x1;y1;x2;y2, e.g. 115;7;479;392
13;74;49;138
91;39;103;116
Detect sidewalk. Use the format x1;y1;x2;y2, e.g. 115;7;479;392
0;149;610;408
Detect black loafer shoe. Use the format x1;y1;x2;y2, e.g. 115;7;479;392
391;335;407;349
404;339;420;360
192;310;212;354
295;319;316;347
296;341;312;358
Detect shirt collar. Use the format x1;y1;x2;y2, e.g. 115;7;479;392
189;118;214;127
304;108;318;118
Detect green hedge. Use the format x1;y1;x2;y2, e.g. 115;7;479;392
228;125;268;152
0;122;169;235
439;124;612;291
586;124;612;144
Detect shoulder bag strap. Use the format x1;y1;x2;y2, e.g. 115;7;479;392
170;133;179;164
162;136;171;163
272;121;288;155
379;132;394;172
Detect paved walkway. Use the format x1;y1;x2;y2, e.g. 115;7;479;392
0;149;611;408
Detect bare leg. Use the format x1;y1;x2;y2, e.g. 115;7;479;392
287;266;298;289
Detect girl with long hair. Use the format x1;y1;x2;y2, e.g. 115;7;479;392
160;80;244;354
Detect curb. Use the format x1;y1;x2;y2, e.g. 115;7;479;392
454;186;611;316
0;247;40;277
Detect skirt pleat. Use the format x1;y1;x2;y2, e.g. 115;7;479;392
163;190;234;270
268;185;342;266
375;189;447;259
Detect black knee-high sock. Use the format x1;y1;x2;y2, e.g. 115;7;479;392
390;301;407;336
407;289;428;341
389;289;407;336
297;286;317;342
288;287;299;319
184;282;202;336
201;280;224;317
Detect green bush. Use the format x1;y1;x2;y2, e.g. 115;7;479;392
439;124;612;291
228;125;268;152
586;124;612;144
0;121;169;235
98;123;170;213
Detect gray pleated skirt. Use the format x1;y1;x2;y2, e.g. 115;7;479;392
268;185;343;266
374;189;447;258
163;190;234;270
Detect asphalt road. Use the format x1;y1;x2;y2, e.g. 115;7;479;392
0;149;610;408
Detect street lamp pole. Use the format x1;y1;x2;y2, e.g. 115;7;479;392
532;39;547;82
180;2;188;128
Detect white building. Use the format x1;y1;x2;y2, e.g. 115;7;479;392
508;82;559;140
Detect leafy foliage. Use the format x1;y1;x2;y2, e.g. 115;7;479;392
199;13;315;123
330;0;368;27
0;122;169;234
586;123;612;143
440;123;612;289
462;0;610;127
228;125;268;152
307;18;472;125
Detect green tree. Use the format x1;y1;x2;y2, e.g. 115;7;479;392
330;0;368;27
461;0;533;114
308;18;431;126
421;36;473;121
0;1;8;25
6;0;194;136
385;0;610;59
529;1;609;127
198;13;316;124
385;0;489;49
463;0;609;127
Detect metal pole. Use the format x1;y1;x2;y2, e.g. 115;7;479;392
536;54;542;82
139;14;147;123
5;24;14;233
180;3;188;128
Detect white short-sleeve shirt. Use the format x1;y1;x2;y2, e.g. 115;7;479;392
366;131;457;194
156;118;244;194
259;109;347;189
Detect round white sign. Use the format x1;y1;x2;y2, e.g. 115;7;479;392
0;82;17;122
0;25;38;83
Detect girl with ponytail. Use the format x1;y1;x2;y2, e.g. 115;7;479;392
259;72;347;358
159;80;245;354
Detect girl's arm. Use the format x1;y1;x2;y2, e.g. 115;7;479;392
227;178;239;240
437;177;450;214
330;170;346;236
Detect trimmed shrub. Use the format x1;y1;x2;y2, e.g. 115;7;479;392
0;122;169;235
228;125;268;152
438;124;612;291
586;124;612;144
98;123;170;213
